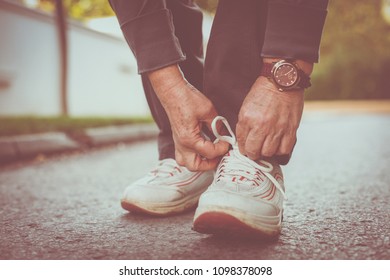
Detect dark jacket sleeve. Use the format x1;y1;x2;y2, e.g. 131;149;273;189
261;0;329;63
108;0;186;74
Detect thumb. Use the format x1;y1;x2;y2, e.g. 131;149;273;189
193;137;229;159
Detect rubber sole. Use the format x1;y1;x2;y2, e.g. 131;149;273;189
193;211;281;239
121;200;198;216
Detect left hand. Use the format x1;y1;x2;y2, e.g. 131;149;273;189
236;76;304;160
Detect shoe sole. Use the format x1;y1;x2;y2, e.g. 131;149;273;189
121;191;204;216
192;203;282;239
193;210;281;239
121;200;197;216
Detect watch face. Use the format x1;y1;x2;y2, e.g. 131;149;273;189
273;63;298;88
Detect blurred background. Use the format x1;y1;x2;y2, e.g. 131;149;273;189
1;1;389;260
0;0;389;122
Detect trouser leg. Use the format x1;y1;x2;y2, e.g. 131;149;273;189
142;0;204;160
204;0;267;128
204;0;291;164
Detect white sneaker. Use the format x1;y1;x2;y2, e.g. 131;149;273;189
193;116;287;237
121;158;214;216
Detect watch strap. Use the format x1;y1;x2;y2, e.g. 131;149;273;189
260;62;274;77
297;69;311;88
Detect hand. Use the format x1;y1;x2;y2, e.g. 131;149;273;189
236;76;304;161
148;65;229;171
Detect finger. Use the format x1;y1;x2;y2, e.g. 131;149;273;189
182;152;221;171
193;137;229;159
260;134;281;158
175;151;185;166
245;129;266;160
276;133;297;156
236;123;248;155
191;155;221;171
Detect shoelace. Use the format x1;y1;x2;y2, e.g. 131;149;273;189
150;159;183;178
211;116;287;200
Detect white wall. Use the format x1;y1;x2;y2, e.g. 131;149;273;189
0;1;60;115
0;0;150;117
67;21;149;116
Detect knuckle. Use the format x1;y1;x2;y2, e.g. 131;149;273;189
238;112;246;122
277;146;286;154
202;101;215;115
275;121;288;132
187;165;197;172
279;142;294;155
204;100;213;109
257;115;267;125
236;135;246;145
279;147;291;155
261;150;274;158
179;137;192;147
291;123;300;131
262;152;274;158
237;143;246;155
247;150;260;160
239;110;256;123
282;123;298;135
286;131;297;143
273;130;283;140
176;156;185;166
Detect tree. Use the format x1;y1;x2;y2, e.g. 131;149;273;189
54;0;68;115
307;0;390;100
32;0;114;20
26;0;390;100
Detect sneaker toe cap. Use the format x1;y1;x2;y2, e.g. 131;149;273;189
199;190;280;217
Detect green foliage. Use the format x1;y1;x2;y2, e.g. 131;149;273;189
195;0;390;100
0;116;153;137
32;0;114;20
27;0;390;100
194;0;218;14
307;0;390;100
64;0;114;19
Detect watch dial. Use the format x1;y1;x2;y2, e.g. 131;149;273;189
274;64;298;87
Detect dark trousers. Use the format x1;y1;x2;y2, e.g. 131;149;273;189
142;0;289;164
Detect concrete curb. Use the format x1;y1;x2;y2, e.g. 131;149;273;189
85;123;158;146
0;123;158;163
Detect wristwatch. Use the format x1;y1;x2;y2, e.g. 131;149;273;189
260;60;311;92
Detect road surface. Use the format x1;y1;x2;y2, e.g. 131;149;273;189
1;112;389;259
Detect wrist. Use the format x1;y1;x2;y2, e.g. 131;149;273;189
257;76;304;97
147;64;187;105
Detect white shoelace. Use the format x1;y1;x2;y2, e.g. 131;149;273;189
211;116;287;200
150;159;184;178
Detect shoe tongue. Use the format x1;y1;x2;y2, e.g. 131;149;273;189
219;152;263;186
217;176;259;192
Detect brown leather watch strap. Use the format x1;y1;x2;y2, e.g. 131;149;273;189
298;69;311;88
260;62;274;77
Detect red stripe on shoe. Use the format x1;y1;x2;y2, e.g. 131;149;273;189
175;172;203;187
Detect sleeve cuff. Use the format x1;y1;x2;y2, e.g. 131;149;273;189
261;2;328;63
120;9;186;74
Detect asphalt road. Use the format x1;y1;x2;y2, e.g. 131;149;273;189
1;112;389;260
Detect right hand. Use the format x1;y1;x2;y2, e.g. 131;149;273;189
148;64;229;171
